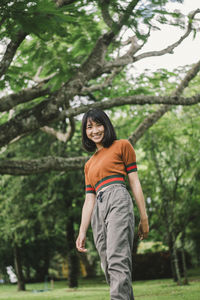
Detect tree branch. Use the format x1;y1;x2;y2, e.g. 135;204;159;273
134;8;200;62
1;58;200;175
81;67;122;93
0;91;200;149
98;0;116;29
0;156;88;175
0;85;51;112
32;66;57;84
128;105;170;146
121;35;141;57
118;0;140;30
68;94;200;116
41;117;75;143
129;59;200;145
0;30;27;78
103;9;200;70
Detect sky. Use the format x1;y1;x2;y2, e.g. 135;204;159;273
134;0;200;73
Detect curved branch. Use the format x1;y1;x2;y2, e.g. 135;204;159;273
103;9;200;70
175;60;200;96
134;8;200;62
129;59;200;145
66;116;76;142
98;0;116;29
0;156;88;175
41;117;75;143
0;30;27;78
0;85;50;112
122;35;141;56
128;105;170;145
33;66;57;84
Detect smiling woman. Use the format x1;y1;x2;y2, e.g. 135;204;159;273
76;108;149;300
81;109;117;152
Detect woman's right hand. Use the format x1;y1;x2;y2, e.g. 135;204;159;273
76;232;87;252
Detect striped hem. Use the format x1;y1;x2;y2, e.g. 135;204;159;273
126;162;137;174
95;175;125;193
85;185;96;194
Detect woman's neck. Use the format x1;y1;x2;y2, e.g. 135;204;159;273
96;144;103;151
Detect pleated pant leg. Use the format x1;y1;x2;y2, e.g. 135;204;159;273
91;184;135;300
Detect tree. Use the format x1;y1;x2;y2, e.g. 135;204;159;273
134;103;200;284
0;0;200;174
0;128;88;289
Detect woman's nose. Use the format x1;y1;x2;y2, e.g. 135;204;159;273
92;126;99;133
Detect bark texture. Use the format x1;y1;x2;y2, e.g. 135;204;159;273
0;156;88;175
0;31;27;78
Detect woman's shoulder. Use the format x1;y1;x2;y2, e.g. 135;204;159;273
115;139;135;153
114;139;130;147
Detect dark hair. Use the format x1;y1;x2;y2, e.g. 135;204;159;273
82;108;117;152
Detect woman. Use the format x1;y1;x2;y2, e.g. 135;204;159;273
76;108;149;300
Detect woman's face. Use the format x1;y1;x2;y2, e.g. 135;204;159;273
86;118;105;147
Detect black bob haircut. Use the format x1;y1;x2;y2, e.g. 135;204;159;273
82;109;117;152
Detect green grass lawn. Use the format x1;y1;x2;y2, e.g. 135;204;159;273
0;275;199;300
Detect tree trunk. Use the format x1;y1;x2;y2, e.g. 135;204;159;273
13;245;26;291
168;234;177;282
25;265;31;283
180;234;189;285
172;233;182;285
66;216;79;288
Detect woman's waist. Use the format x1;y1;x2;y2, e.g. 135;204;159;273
94;174;126;193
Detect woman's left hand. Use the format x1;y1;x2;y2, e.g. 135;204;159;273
138;217;149;240
76;232;87;252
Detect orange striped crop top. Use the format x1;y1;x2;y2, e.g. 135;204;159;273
84;139;137;194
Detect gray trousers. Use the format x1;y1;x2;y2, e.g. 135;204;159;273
91;184;135;300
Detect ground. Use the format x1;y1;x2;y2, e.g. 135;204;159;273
0;270;199;300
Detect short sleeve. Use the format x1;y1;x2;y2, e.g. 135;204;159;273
121;140;137;174
84;163;96;194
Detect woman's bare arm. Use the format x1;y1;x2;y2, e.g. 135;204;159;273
128;172;149;239
76;193;96;252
